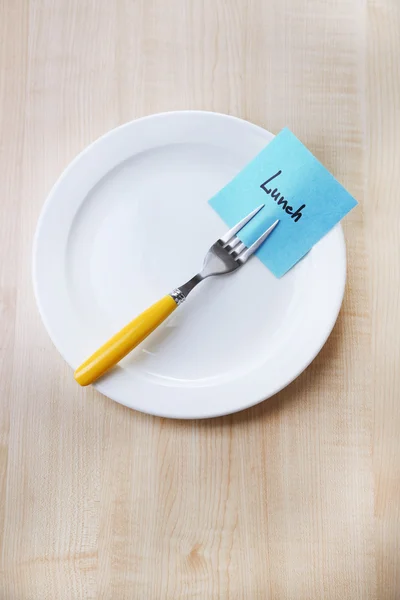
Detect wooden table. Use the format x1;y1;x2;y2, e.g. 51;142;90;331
1;1;399;598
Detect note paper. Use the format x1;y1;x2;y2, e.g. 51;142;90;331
209;128;358;277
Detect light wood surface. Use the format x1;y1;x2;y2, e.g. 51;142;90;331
1;0;399;598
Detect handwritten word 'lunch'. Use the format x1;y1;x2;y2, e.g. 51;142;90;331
260;171;305;222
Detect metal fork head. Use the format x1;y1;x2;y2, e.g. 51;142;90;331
174;207;279;301
200;206;279;279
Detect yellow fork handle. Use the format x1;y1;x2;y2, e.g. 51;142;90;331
74;295;178;386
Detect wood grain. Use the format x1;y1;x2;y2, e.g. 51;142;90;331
0;0;399;598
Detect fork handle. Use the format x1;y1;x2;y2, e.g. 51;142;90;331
74;295;178;386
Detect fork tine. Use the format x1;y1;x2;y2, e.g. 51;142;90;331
237;219;279;263
219;204;265;244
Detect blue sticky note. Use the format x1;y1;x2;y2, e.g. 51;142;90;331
209;128;358;277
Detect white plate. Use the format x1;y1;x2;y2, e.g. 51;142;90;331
33;111;346;419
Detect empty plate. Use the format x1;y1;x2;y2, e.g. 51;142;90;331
33;111;346;418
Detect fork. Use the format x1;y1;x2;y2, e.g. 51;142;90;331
74;206;279;386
